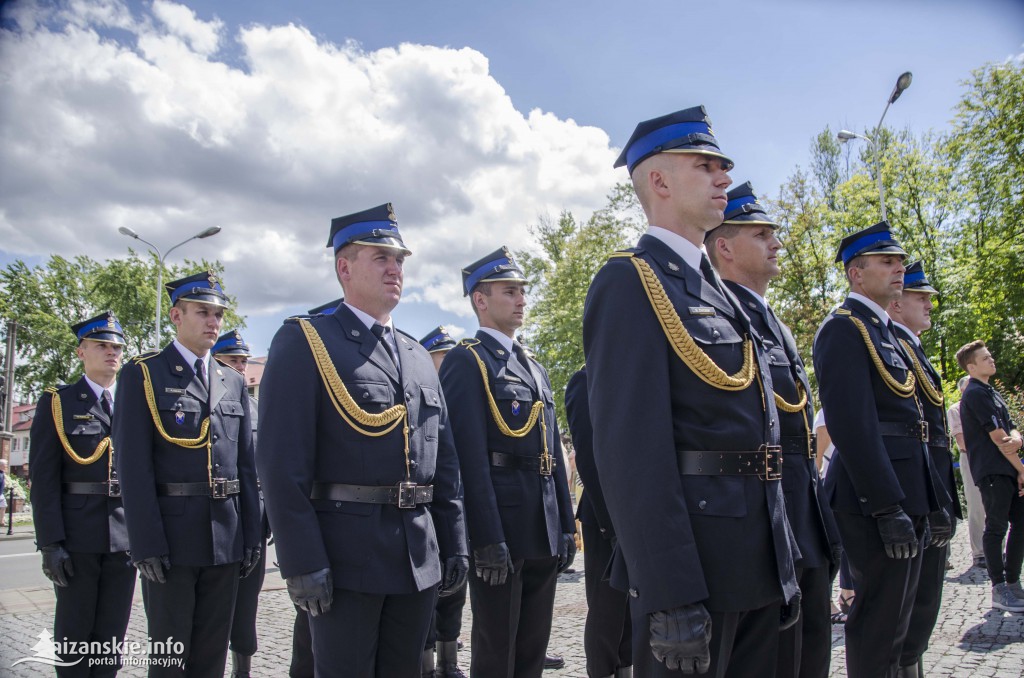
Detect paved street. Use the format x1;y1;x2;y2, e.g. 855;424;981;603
2;525;1022;676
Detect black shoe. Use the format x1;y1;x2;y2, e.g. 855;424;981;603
544;654;565;670
974;556;987;569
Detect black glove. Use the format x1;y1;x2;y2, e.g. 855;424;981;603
287;568;333;617
927;509;952;548
134;555;171;583
439;555;469;597
874;507;919;559
557;532;576;573
40;543;74;587
779;590;802;630
474;542;514;586
241;546;261;578
827;543;843;583
649;603;712;674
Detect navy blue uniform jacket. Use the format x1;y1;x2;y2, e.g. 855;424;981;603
256;306;467;594
726;283;834;569
894;325;962;519
439;331;575;559
30;377;129;553
813;298;939;517
582;235;799;615
114;344;260;566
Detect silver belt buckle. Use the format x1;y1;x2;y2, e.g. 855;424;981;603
210;477;228;498
397;481;417;509
919;421;930;443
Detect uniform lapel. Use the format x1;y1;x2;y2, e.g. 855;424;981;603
477;331;535;391
639;234;736;319
335;305;401;386
163;344;208;403
208;359;227;413
76;377;109;428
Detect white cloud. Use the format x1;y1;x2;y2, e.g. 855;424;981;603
0;0;619;330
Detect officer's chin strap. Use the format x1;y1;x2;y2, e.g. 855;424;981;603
298;319;412;481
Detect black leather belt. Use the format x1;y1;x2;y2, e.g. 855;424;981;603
311;482;433;509
677;446;782;480
63;481;121;498
157;479;240;498
928;434;950;449
490;451;554;476
780;435;817;459
879;421;929;442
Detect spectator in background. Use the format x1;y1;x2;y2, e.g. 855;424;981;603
948;375;987;569
0;459;8;528
956;340;1024;613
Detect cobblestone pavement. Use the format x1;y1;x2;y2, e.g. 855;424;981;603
2;528;1022;676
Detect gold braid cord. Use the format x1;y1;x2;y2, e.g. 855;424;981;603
774;382;808;413
47;388;109;465
626;255;755;391
900;339;945;407
462;340;552;471
462;342;544;438
846;316;916;398
298;319;411;477
138;362;211;448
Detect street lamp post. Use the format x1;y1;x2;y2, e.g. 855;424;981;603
838;71;913;222
118;226;222;348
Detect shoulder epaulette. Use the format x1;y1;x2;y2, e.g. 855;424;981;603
834;308;852;316
608;249;636;260
130;351;159;364
284;314;308;324
44;386;60;395
458;338;481;348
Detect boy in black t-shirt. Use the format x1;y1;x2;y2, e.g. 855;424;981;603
956;340;1024;613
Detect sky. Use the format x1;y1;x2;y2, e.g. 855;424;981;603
1;0;1022;358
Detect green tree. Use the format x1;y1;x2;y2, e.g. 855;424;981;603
516;184;644;428
0;253;244;399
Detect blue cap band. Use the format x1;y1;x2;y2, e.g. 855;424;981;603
76;318;117;340
331;220;400;251
904;269;926;286
724;194;759;220
169;281;222;305
212;337;242;354
840;230;894;265
421;333;448;351
465;256;516;293
625;121;712;171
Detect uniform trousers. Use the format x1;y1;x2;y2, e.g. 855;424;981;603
469;555;559;678
581;522;631;677
230;533;267;656
979;474;1024;585
53;550;136;678
140;562;239;678
426;580;467;646
958;452;986;560
289;605;314;678
631;599;780;678
834;512;925;678
308;586;437;678
901;542;949;666
776;565;832;678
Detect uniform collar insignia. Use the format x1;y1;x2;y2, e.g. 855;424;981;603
667;261;680;271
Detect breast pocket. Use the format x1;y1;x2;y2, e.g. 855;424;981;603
350;380;394;412
494;380;535;423
419;385;441;441
218;399;245;442
879;344;909;373
69;421;104;437
683;316;743;346
764;343;791;368
157;395;204;435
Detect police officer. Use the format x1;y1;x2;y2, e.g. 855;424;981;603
439;247;576;678
887;262;959;678
212;330;269;678
565;365;632;678
30;311;135;676
582;107;800;676
115;272;261;678
706;182;838;678
418;325;469;678
257;204;468;677
813;223;940;678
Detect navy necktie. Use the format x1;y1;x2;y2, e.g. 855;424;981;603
101;390;113;417
194;358;207;389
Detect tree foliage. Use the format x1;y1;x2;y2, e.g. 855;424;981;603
0;253;244;400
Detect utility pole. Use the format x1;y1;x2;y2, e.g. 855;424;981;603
3;320;15;433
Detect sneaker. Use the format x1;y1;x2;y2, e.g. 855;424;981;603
1008;581;1024;599
992;583;1024;613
